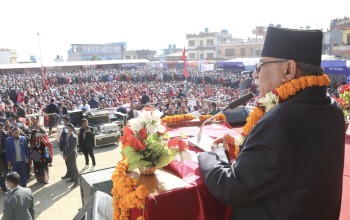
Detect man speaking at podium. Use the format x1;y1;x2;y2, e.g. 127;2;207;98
198;26;345;220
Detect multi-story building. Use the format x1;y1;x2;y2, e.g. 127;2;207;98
218;26;266;59
162;44;183;56
0;48;17;64
329;17;350;58
186;28;232;60
123;50;157;60
219;38;264;59
67;42;126;61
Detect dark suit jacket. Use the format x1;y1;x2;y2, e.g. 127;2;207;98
78;126;95;150
5;136;29;163
0;131;8;155
63;132;77;159
3;187;34;220
199;87;345;220
59;129;67;152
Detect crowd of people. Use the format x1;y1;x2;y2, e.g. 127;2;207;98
0;67;256;219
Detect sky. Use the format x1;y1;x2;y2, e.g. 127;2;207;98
0;0;349;63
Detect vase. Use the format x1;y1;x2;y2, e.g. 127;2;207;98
138;166;157;176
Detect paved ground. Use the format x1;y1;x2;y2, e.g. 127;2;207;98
0;134;122;220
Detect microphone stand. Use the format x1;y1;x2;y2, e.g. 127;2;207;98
197;109;223;144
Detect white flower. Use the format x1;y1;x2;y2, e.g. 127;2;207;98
129;118;143;132
235;135;245;147
258;92;279;112
137;109;166;134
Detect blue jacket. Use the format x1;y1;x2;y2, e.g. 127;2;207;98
5;136;29;163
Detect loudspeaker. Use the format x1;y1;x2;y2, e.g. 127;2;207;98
68;110;83;127
223;106;250;126
80;167;114;206
94;133;120;148
73;191;113;220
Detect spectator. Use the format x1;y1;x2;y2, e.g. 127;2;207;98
63;123;79;189
88;94;99;109
140;90;150;105
3;172;34;220
5;127;29;187
45;99;59;136
78;119;96;169
79;100;90;113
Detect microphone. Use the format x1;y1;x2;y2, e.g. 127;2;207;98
221;93;254;111
188;93;254;151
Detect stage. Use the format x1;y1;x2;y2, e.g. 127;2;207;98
119;123;350;219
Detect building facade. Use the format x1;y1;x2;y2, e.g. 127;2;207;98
219;38;264;59
67;42;126;61
123;50;156;60
0;48;17;64
329;17;350;58
186;29;232;60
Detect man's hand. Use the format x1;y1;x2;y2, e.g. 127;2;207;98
8;161;12;170
63;156;67;160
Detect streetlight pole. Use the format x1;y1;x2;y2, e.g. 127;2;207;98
37;32;46;88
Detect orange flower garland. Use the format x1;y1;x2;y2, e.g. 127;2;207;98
199;114;226;122
111;160;149;220
228;74;330;159
161;114;195;124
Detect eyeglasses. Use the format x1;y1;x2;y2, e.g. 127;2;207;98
255;60;288;73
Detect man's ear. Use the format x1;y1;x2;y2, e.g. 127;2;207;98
282;60;298;82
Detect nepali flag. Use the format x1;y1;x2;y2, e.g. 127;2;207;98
180;48;189;78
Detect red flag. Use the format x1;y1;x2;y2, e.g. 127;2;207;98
180;48;188;78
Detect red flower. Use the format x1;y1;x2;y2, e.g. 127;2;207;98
120;126;134;146
132;138;146;151
138;128;147;141
120;125;147;151
167;138;188;152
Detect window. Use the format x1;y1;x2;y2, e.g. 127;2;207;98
225;49;235;56
255;49;261;56
189;40;195;47
133;55;136;59
200;40;203;46
240;48;246;56
125;56;130;60
347;33;350;45
207;53;214;59
207;39;214;46
189;53;196;59
200;54;204;59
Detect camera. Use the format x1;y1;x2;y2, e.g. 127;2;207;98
35;133;43;138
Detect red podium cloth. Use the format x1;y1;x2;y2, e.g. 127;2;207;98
129;124;350;219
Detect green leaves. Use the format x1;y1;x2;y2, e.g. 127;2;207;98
122;133;179;170
122;147;143;164
155;148;178;168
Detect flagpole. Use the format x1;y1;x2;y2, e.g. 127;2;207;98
37;32;46;89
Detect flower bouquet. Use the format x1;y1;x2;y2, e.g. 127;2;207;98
333;97;349;129
120;108;188;174
338;84;350;108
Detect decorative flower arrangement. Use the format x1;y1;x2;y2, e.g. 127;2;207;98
199;114;226;121
338;84;350;108
112;108;191;220
333;97;349;123
111;160;148;220
120;109;189;171
161;114;195;124
224;74;330;161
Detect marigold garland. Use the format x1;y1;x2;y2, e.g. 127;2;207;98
112;160;149;220
161;114;195;124
228;74;330;159
199;114;226;122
